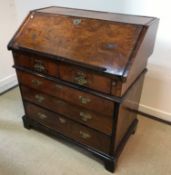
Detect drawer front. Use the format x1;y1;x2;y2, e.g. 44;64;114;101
25;102;110;153
59;63;111;93
13;52;59;77
17;71;114;116
21;86;113;135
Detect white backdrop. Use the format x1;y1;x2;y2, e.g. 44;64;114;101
0;0;18;92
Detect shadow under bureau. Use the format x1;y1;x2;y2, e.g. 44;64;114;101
8;6;159;173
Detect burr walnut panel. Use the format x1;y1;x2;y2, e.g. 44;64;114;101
14;51;59;77
21;86;113;135
17;71;114;116
59;63;112;94
25;102;111;153
13;12;143;76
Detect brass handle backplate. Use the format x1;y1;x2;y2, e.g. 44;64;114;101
80;131;91;139
79;96;91;104
80;112;92;122
74;77;87;86
59;117;66;124
31;79;42;87
74;72;87;86
35;94;45;103
34;60;45;72
37;112;47;119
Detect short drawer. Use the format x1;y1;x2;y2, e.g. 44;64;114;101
13;52;59;77
25;102;111;153
17;71;114;116
21;86;113;135
59;63;112;94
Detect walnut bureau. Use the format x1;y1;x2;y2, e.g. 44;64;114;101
8;6;159;173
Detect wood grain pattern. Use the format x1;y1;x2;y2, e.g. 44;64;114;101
59;63;112;93
13;12;143;76
21;86;113;135
120;18;159;96
114;72;145;151
17;71;114;116
25;102;111;153
13;51;59;77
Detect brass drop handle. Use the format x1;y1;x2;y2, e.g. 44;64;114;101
80;131;91;139
74;72;87;86
37;112;47;119
34;60;45;72
35;94;45;103
31;79;42;87
59;117;66;124
79;96;91;104
80;112;92;122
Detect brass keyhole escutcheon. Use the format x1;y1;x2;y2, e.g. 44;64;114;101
73;19;81;25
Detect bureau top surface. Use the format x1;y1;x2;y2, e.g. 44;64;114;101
37;6;154;25
9;6;156;77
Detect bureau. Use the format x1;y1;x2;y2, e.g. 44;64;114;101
8;6;159;173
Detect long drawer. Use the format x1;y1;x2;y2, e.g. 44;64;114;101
25;102;111;153
17;71;114;116
21;86;113;135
